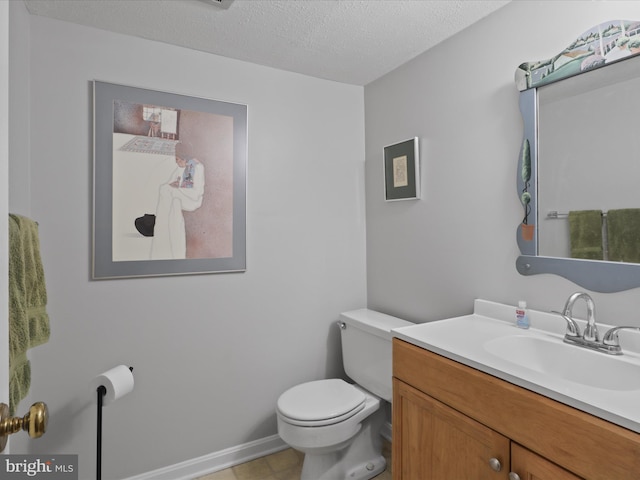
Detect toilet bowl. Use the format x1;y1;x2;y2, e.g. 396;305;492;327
276;309;412;480
277;380;386;480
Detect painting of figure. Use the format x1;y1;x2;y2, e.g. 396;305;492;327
93;82;247;278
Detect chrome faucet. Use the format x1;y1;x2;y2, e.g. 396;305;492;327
563;292;598;342
553;292;638;355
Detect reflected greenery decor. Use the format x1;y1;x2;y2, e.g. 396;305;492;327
520;138;532;240
515;20;640;91
521;138;531;223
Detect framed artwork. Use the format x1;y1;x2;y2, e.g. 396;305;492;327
383;137;420;201
92;81;247;279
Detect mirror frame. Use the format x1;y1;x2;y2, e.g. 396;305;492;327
515;20;640;293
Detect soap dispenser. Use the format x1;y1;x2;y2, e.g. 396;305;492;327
516;301;530;329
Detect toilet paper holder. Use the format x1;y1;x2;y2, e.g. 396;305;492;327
0;401;49;452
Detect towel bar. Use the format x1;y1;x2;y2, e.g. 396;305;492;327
547;210;608;219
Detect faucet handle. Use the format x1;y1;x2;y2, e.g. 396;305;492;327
551;311;581;337
603;326;640;347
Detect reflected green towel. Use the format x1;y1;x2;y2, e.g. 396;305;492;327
607;209;640;263
568;210;603;260
8;214;50;415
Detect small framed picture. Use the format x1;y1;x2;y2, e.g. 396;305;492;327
383;137;420;201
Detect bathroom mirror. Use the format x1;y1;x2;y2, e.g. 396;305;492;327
515;20;640;292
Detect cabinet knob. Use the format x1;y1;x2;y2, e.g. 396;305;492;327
488;457;502;472
508;473;521;480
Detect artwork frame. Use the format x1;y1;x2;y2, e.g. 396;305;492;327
383;137;420;201
92;81;247;279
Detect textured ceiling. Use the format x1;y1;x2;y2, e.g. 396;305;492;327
23;0;511;85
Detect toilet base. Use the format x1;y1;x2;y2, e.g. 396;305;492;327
301;453;385;480
299;407;386;480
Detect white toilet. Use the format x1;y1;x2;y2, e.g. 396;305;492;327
276;309;412;480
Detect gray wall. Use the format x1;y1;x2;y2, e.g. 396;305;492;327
365;1;640;323
8;4;366;478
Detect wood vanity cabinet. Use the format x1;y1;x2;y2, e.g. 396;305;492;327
392;339;640;480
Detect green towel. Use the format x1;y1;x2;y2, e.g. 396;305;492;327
8;214;50;415
607;209;640;263
568;210;603;260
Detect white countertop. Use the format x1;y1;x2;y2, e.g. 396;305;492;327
392;299;640;434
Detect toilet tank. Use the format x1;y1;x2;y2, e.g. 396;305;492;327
340;309;413;402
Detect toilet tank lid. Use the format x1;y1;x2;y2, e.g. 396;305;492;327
340;309;413;340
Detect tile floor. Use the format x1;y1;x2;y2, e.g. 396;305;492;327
196;440;392;480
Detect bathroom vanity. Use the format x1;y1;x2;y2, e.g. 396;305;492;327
391;300;640;480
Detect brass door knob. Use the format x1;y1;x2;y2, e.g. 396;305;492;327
0;401;49;452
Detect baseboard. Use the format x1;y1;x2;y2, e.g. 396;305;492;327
122;423;393;479
121;434;289;480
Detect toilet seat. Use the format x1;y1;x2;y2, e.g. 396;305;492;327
277;379;366;427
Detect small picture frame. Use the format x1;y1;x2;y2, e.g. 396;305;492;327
383;137;420;201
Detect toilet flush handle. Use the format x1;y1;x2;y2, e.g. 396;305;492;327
337;321;346;330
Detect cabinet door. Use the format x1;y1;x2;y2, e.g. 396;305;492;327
511;443;583;480
394;379;510;480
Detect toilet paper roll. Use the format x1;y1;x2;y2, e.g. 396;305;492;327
91;365;135;406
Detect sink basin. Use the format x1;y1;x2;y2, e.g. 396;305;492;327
392;299;640;433
484;335;640;391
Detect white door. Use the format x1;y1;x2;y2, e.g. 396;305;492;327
0;0;11;436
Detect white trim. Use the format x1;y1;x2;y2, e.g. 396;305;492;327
121;434;288;480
